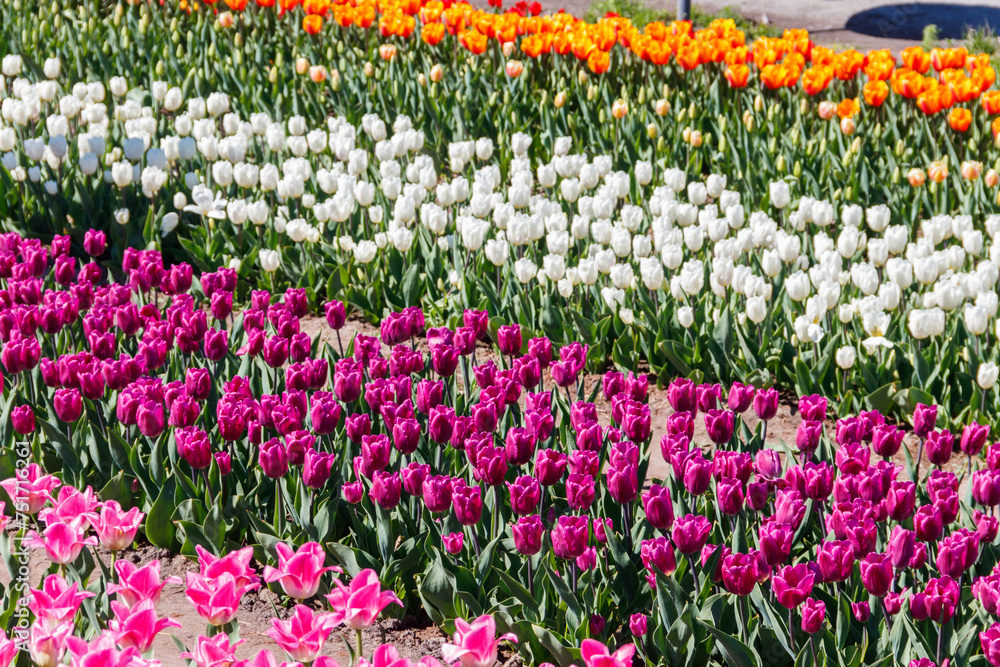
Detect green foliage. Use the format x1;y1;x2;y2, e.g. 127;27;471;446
922;24;940;51
583;0;669;28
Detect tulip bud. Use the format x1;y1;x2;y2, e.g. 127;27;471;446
430;64;443;82
793;161;802;178
418;73;427;87
637;87;645;105
578;69;588;85
799;98;809;114
587;85;597;102
895;139;905;157
688;102;696;118
364;62;374;77
598;109;606;123
690;130;703;147
678;108;688;123
554;91;567;108
682;127;691;143
656;136;666;152
718;114;727;132
647;123;658;139
892;166;900;184
777;155;786;172
987;169;1000;188
269;66;278;83
655;98;670;116
851;137;862;153
718;134;727;152
743;110;754;131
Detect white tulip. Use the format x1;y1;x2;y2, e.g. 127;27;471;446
978;362;999;390
769;180;790;209
835;346;856;370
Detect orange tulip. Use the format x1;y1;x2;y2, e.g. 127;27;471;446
931;46;967;72
983;90;1000;115
948;107;972;132
302;14;323;34
224;0;248;10
993;117;1000;139
901;46;930;74
837;97;860;119
724;64;749;88
863;80;888;107
505;59;524;77
863;50;895;81
801;66;832;96
458;28;487;55
833;50;864;80
421;22;445;45
675;43;701;71
587;50;610;74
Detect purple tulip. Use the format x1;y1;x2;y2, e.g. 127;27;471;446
512;514;544;555
507;475;542;515
752;387;779;421
452;481;483;526
704;409;736;445
641;484;674;531
11;405;35;434
666;378;697;414
773;563;815;609
859;552;893;596
800;598;825;634
672;514;712;555
302;449;334;489
913;403;938;438
259;439;289;478
552;515;589;560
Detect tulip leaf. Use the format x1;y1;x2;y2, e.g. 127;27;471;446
146;479;178;550
696;617;762;667
544;561;583;631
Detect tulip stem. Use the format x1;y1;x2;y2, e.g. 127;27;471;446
788;608;796;652
356;628;364;665
936;624;943;664
809;636;818;666
336;330;344;358
915;437;925;482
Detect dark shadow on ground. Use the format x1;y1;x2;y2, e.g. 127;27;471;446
845;3;1000;40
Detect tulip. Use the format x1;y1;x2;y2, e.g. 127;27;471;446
717;479;745;515
925;430;954;467
52;387;82;423
704;409;736;445
371;471;402;509
759;520;794;567
800;597;825;634
672;514;712;555
443;532;464;555
259;439;289;478
773;563;815;609
442;614;518;667
721;552;761;596
552;515;589;560
109;600;182;653
497;324;522;356
753;387;779;421
667;378;697;413
859;552;893;596
267;604;339;663
629;613;648;637
910;576;960;624
535;449;568;486
727;382;755;412
642;484;674;530
452;482;484;525
95;501;144;551
579;639;635;667
25;519;97;565
325;569;402;630
11;404;36;434
512;514;544;555
888;526;916;570
180;634;244;667
264;542;341;600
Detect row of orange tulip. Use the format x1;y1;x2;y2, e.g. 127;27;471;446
189;0;1000;127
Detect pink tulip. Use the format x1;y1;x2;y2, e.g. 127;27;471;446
196;544;260;590
359;644;413;667
0;630;15;667
185;572;247;626
267;604;340;662
579;638;636;667
94;500;144;551
181;634;245;667
25;518;97;565
108;560;182;609
325;569;402;629
0;462;60;513
441;614;518;667
28;574;96;628
28;620;73;667
39;486;101;529
64;631;143;667
263;541;342;600
108;600;181;653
